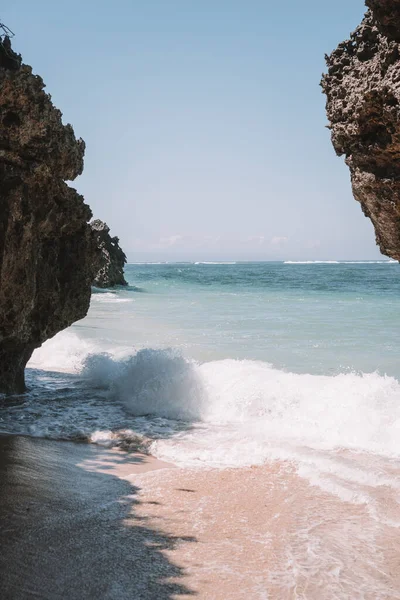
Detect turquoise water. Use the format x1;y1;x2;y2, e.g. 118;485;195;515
87;261;400;378
3;261;399;598
2;260;400;471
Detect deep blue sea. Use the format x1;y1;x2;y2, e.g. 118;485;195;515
2;260;400;470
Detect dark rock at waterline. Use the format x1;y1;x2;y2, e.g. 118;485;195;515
0;38;98;393
322;1;400;261
91;219;128;288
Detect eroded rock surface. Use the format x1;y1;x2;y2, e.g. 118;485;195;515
322;1;400;260
91;219;127;288
0;38;98;393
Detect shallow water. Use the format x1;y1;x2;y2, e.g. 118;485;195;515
1;260;400;596
131;462;400;600
1;261;399;463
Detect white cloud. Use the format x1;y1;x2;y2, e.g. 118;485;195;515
247;235;266;245
270;236;288;246
158;234;184;247
128;233;294;257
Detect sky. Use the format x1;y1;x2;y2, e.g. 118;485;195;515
3;1;383;261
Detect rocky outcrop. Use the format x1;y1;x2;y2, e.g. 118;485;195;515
322;1;400;260
0;38;98;393
91;220;127;288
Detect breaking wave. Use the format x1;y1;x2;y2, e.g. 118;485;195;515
81;349;206;421
17;331;400;469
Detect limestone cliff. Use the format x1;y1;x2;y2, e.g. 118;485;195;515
91;220;128;288
0;38;98;393
322;1;400;260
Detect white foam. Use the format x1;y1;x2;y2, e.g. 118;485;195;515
30;334;400;463
26;331;400;504
82;349;206;421
91;293;133;304
76;349;400;465
28;331;96;373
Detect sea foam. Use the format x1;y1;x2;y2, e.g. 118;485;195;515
28;331;400;464
18;328;400;508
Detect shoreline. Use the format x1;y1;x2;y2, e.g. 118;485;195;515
1;435;400;599
0;435;181;600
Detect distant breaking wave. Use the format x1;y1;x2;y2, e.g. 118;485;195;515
284;260;397;265
194;261;237;265
284;261;340;264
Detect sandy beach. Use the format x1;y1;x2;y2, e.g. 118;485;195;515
0;436;184;600
1;435;400;599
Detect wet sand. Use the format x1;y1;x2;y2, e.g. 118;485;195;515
0;436;184;600
127;463;400;599
1;436;400;599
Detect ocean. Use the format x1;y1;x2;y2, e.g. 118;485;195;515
2;260;400;465
2;260;400;597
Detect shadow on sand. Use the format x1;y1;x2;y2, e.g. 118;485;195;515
0;435;197;599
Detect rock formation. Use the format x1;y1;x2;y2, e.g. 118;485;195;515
91;219;128;288
0;38;98;393
322;0;400;260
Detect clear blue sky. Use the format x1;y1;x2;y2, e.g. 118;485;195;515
3;1;381;261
